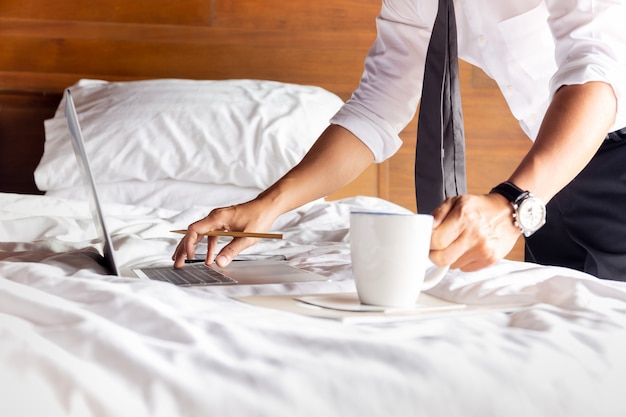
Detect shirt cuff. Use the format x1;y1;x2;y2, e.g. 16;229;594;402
550;59;626;132
329;102;404;163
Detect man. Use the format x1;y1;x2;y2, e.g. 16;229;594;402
173;0;626;280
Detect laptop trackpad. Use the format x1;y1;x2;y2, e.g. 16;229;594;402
217;261;329;285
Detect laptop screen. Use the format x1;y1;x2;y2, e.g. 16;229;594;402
64;89;121;276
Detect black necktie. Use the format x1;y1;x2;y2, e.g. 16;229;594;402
414;0;467;214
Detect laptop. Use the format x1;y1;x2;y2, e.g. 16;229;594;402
64;88;329;286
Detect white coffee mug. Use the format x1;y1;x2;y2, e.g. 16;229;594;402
350;212;449;307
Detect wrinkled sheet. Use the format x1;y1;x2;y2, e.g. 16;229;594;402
1;192;626;417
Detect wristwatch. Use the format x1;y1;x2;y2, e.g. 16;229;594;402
490;181;546;237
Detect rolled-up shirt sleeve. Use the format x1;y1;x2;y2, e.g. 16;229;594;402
547;0;626;131
330;0;433;162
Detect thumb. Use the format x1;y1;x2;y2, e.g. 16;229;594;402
214;237;257;267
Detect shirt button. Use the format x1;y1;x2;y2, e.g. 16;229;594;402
478;35;487;45
506;85;516;94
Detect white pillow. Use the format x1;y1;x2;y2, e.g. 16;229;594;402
35;78;343;191
46;180;262;211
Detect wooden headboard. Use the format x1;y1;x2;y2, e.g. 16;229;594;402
0;0;530;259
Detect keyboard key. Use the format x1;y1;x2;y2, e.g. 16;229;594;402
139;263;237;286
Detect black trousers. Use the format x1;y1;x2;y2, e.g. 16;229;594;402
525;128;626;281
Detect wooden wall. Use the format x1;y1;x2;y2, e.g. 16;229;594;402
0;0;530;260
0;0;382;197
0;0;379;93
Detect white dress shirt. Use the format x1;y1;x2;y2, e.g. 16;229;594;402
330;0;626;162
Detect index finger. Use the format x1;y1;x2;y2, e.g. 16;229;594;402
172;215;219;267
172;229;205;268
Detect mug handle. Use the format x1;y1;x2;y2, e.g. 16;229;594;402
421;265;449;291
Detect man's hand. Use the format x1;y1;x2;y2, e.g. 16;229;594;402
429;193;521;271
172;200;278;269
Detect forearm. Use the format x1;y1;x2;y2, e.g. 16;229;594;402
430;82;618;271
256;124;375;216
509;82;617;202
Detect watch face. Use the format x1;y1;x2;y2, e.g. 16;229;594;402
517;197;547;234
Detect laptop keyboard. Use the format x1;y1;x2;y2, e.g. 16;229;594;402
139;263;237;286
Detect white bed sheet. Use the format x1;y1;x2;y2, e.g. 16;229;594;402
1;192;626;417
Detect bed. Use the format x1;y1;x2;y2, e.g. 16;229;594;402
2;2;626;417
1;77;626;417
